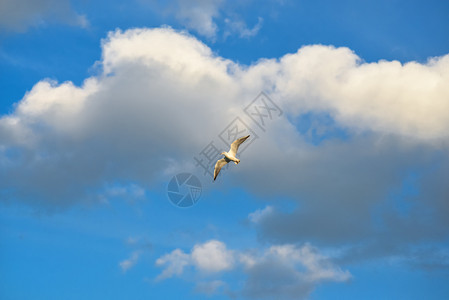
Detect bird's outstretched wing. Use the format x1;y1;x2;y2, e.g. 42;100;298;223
229;135;250;157
214;158;229;181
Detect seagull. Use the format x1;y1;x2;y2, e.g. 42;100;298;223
214;135;250;181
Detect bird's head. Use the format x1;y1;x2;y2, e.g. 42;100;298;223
221;151;226;155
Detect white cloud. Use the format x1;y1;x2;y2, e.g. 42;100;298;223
1;27;242;206
1;26;448;269
155;240;351;299
155;240;234;280
274;45;449;141
0;0;89;32
2;26;447;207
191;240;234;272
155;248;190;280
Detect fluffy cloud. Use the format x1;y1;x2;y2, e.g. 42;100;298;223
0;0;88;32
156;240;351;299
275;47;449;141
155;240;233;279
1;27;447;204
155;248;191;280
1;28;238;206
191;240;234;272
1;27;448;268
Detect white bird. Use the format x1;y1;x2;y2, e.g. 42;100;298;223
214;135;250;181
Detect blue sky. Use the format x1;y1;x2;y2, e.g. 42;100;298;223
1;0;449;299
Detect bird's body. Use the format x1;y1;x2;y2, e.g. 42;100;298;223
213;135;250;181
221;152;239;164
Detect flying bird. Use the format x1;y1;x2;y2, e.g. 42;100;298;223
214;135;250;181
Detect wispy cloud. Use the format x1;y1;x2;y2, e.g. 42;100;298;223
119;236;152;273
248;205;273;223
224;16;263;38
175;0;223;38
119;250;141;272
194;280;226;296
141;0;263;39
